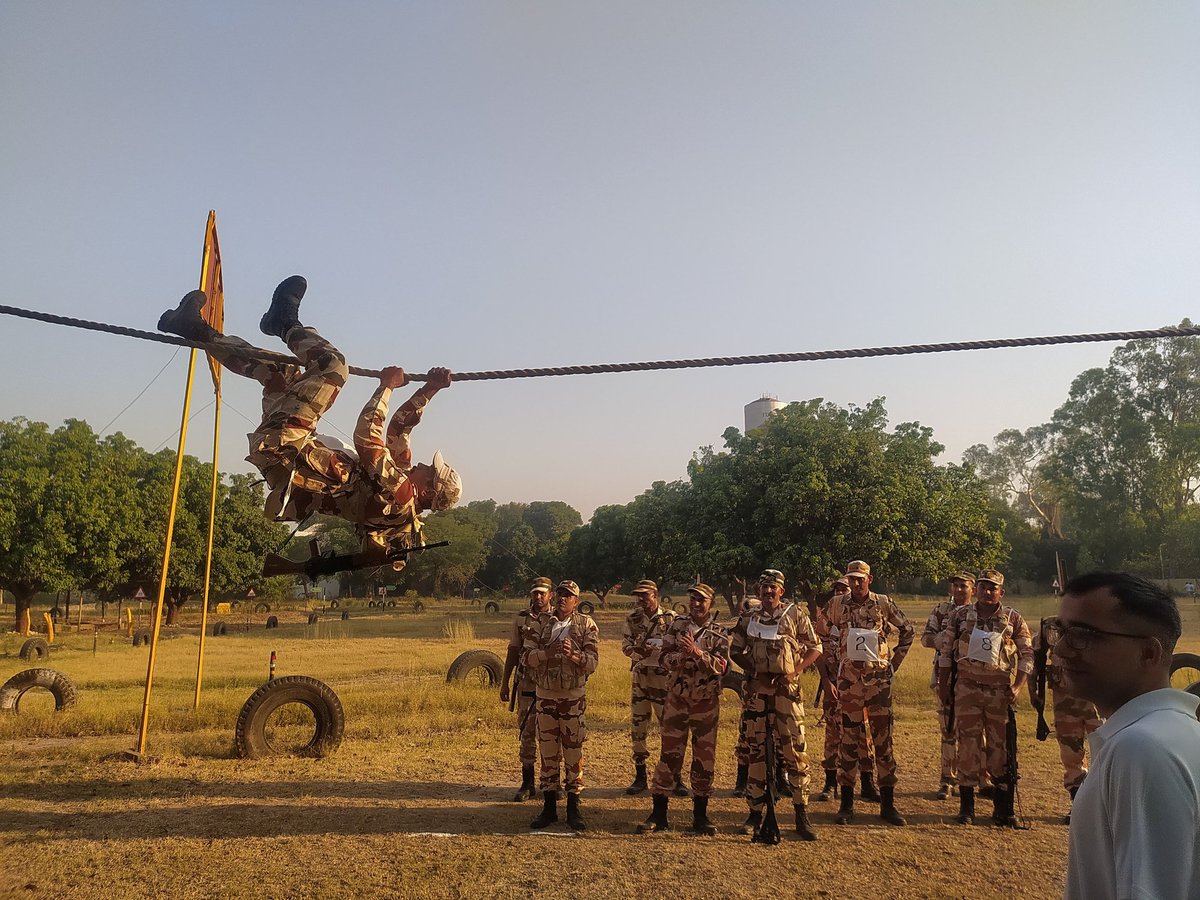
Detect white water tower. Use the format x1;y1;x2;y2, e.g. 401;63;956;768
744;395;785;432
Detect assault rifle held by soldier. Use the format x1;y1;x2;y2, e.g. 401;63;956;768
263;539;449;579
1030;618;1053;741
752;706;782;845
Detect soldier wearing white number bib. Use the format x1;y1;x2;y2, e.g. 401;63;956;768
937;568;1033;827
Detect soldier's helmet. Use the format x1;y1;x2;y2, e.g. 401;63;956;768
428;450;462;511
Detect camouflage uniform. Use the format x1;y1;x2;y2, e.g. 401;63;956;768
814;603;875;779
1047;651;1103;791
622;604;678;764
521;611;600;795
939;602;1034;789
508;608;544;768
206;326;437;554
825;590;914;789
922;598;971;787
730;602;821;811
650;615;730;797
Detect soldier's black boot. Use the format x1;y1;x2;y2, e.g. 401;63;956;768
956;786;975;825
625;763;648;795
732;764;749;798
689;797;716;836
775;767;794;798
859;771;882;803
529;790;558;829
513;765;535;802
738;810;762;836
637;794;671;834
991;786;1019;829
814;769;837;802
879;786;907;826
157;290;221;343
835;785;855;825
673;773;690;797
259;275;306;340
794;803;817;841
565;793;587;832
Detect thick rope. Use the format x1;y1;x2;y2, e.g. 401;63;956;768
2;303;1197;383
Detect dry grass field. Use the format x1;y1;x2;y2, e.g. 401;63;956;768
1;594;1198;900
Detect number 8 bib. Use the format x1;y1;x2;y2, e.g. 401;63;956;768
967;627;1004;667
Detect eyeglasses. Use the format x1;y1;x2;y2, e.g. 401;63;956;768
1043;618;1154;652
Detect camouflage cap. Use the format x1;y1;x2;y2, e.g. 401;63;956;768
845;560;871;578
632;579;658;595
949;571;977;584
977;568;1005;586
556;580;581;597
688;583;715;602
530;577;554;593
759;569;785;589
833;576;850;589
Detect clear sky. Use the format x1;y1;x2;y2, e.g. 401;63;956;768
2;3;1197;519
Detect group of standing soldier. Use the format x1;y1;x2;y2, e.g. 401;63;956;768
498;560;1100;838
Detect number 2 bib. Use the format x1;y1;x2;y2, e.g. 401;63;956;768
846;627;882;662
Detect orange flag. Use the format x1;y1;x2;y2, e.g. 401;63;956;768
198;210;225;388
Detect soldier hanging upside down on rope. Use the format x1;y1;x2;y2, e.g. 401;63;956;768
157;276;462;574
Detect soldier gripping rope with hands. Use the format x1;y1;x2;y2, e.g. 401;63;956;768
157;277;461;570
501;577;554;801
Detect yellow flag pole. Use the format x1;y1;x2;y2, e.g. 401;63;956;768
129;349;199;760
194;398;220;708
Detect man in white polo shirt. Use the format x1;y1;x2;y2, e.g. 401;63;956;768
1052;571;1200;900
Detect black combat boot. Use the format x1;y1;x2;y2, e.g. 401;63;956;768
1063;783;1080;824
259;275;306;340
637;794;671;834
794;803;817;841
529;790;558;829
565;793;587;832
814;769;837;802
625;763;648;795
775;768;794;798
738;810;762;835
673;773;690;797
956;786;975;825
835;785;855;825
732;764;749;798
689;796;716;836
859;771;882;803
879;785;907;826
157;290;221;343
991;786;1019;829
512;765;535;802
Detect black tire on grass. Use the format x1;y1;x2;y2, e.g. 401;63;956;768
0;668;78;712
330;600;340;610
233;675;344;759
484;601;500;614
254;602;271;614
578;601;595;615
722;670;746;698
19;638;50;661
265;616;279;629
368;600;377;608
445;649;504;686
1170;652;1200;690
340;611;350;621
133;629;152;647
387;600;396;608
307;613;319;625
413;601;426;613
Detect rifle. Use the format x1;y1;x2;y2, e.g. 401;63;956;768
263;540;450;578
1004;705;1028;829
752;704;782;845
945;652;959;732
1031;618;1052;741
